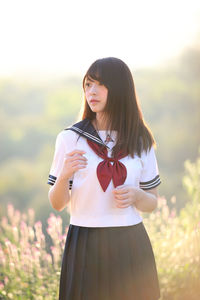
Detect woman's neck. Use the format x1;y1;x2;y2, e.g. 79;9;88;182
93;113;110;130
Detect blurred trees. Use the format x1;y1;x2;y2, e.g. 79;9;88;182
0;45;200;223
135;45;200;207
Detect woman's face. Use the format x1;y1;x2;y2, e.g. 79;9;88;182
84;77;108;113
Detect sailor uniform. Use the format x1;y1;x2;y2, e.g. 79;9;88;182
47;118;161;300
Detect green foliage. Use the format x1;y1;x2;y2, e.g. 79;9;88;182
135;52;200;207
179;147;200;230
183;147;200;205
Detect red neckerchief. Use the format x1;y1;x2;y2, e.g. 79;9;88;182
87;139;128;192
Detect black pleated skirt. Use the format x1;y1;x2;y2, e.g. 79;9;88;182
59;222;160;300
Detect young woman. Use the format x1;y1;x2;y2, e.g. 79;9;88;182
47;57;161;300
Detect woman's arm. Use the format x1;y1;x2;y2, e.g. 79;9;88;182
48;175;71;212
112;185;159;213
134;187;158;213
48;149;87;212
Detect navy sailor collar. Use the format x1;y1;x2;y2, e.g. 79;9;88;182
64;118;111;149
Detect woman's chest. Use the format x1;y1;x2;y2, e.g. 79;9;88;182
72;138;143;185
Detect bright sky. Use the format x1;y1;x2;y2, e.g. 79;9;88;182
0;0;199;78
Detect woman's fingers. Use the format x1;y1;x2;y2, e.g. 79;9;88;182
114;191;134;208
65;150;88;163
69;157;87;164
71;160;87;168
113;188;129;195
65;152;87;167
114;192;129;200
60;149;88;177
116;200;130;208
67;149;86;156
116;203;130;208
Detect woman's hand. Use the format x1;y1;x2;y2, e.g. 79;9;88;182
112;184;158;212
58;149;88;180
112;184;141;208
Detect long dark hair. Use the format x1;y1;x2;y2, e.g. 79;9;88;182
82;57;156;158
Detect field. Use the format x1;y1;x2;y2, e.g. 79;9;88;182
0;153;200;300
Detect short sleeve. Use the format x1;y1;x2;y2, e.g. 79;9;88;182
139;146;161;190
47;131;73;190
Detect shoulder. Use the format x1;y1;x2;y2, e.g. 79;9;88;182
55;128;79;149
58;128;78;140
141;145;156;156
140;145;157;165
55;118;91;147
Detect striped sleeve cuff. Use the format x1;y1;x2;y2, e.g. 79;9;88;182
47;174;73;190
47;174;56;186
69;180;73;190
139;174;161;190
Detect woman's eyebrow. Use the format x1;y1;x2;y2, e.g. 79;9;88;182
86;78;94;82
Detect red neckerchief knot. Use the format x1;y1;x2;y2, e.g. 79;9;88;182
87;139;128;192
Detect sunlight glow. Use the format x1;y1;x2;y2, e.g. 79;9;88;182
0;0;199;78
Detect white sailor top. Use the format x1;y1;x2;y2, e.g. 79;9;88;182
47;118;161;227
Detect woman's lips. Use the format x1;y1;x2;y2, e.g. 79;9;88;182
90;99;99;103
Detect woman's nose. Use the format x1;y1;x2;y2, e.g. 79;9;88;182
89;84;97;95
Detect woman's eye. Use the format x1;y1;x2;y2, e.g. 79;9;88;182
85;81;103;88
